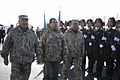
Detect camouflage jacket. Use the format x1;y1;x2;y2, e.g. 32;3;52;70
1;26;42;63
64;29;85;58
41;29;68;62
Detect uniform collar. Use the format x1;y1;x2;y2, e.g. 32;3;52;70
17;26;30;33
68;28;80;34
49;28;59;32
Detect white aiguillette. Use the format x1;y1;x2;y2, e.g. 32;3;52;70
111;45;116;51
102;36;107;40
91;35;95;39
84;34;87;38
114;36;119;42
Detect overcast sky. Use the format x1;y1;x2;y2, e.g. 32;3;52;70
0;0;120;29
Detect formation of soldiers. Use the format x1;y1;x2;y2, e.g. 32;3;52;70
1;15;120;80
79;17;120;80
38;17;120;80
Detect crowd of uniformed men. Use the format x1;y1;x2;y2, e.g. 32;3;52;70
1;15;120;80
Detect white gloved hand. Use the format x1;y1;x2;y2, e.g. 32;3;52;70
114;37;119;42
89;42;92;46
91;35;95;39
84;34;87;38
99;44;103;48
102;36;107;40
111;45;116;51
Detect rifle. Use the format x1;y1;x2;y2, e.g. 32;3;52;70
33;69;44;79
99;28;105;55
111;29;118;59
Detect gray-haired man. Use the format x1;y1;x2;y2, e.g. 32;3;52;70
1;15;43;80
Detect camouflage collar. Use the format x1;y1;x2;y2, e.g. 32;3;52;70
49;28;59;32
68;28;80;34
17;26;30;33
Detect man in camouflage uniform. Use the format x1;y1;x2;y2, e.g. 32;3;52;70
62;19;85;80
1;15;43;80
40;18;68;80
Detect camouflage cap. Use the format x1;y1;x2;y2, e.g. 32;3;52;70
71;19;79;23
71;19;79;22
18;15;28;20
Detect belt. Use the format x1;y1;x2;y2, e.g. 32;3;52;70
117;42;120;45
105;41;110;44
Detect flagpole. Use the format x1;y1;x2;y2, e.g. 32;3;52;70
58;8;61;23
103;15;106;27
43;10;47;33
58;7;61;27
104;15;105;22
92;16;94;21
116;12;119;20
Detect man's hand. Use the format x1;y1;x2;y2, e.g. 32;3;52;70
3;57;9;66
36;55;44;64
64;55;69;64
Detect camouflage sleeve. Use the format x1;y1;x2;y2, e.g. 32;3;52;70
63;33;69;57
41;33;47;49
34;34;43;56
1;31;13;58
81;34;85;57
38;32;47;59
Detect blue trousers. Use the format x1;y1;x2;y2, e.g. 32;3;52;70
43;61;60;80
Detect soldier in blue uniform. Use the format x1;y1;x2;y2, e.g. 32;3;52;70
85;19;95;74
92;18;105;79
114;20;120;71
102;17;116;80
113;20;120;80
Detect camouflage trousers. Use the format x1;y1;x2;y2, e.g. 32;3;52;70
43;61;60;80
62;56;83;80
10;63;32;80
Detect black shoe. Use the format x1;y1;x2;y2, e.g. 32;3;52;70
87;70;93;74
97;77;102;80
85;68;88;71
91;72;97;75
94;73;101;78
102;75;112;80
114;67;119;71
